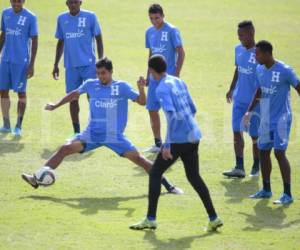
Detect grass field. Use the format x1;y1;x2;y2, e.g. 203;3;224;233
1;0;300;249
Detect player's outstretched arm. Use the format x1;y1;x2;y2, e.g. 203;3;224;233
52;40;64;80
0;32;5;52
45;90;80;111
136;77;147;105
226;67;238;103
27;36;38;79
95;34;104;59
175;46;185;77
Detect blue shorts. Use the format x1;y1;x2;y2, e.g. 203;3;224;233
0;61;28;93
74;130;137;156
258;121;291;151
146;77;161;111
65;65;96;93
232;102;260;137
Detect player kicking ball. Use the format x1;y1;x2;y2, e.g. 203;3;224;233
130;55;222;232
244;41;300;205
21;58;183;195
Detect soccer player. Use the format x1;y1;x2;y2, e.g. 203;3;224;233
223;21;260;178
144;4;185;153
21;58;182;195
130;55;222;231
0;0;38;136
53;0;104;135
244;40;300;205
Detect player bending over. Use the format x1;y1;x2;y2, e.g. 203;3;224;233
21;58;182;195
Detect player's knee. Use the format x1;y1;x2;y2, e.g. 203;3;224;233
0;90;9;98
274;150;285;160
59;144;75;156
149;166;162;179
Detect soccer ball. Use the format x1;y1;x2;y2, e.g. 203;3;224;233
35;167;56;187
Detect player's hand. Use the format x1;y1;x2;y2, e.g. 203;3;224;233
27;65;34;79
45;103;57;111
243;112;252;126
52;66;59;80
226;90;233;103
137;76;147;88
162;148;173;161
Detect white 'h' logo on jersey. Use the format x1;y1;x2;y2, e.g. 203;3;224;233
248;53;256;64
161;32;168;42
17;16;27;26
111;85;119;96
78;17;86;27
271;71;280;83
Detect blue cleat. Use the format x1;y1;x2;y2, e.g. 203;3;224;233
249;189;272;199
12;127;22;137
0;127;11;134
273;193;294;205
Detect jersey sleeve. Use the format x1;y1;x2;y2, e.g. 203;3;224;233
156;87;175;112
171;27;183;48
286;67;300;87
1;11;5;32
55;16;63;40
77;80;90;95
91;13;101;36
29;15;38;37
145;29;150;49
123;83;139;101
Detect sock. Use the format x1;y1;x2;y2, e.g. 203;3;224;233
235;156;244;170
147;216;156;221
72;123;80;134
16;116;23;129
155;138;162;148
263;180;271;192
3;117;11;129
161;177;173;191
284;183;291;197
209;215;217;221
253;158;260;169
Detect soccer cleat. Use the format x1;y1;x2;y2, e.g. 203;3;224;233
0;127;11;134
273;193;294;205
12;127;22;137
129;218;157;230
249;166;260;177
168;186;184;195
222;168;245;178
249;189;272;199
207;218;223;232
21;173;39;189
144;145;161;154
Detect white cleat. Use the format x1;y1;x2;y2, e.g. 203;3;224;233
169;186;184;195
144;145;161;154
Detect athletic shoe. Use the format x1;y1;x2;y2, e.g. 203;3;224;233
21;173;39;189
129;218;157;230
249;166;260;177
144;145;161;154
207;218;223;232
0;127;11;134
273;193;294;205
222;167;245;178
249;189;272;199
168;186;184;195
12;127;22;137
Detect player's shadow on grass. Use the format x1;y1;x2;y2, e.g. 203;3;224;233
220;178;259;203
142;230;219;250
21;194;150;217
240;199;300;231
40;148;94;162
0;138;24;156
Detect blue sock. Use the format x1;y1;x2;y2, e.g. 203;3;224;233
236;156;244;170
284;183;291;197
263;181;271;192
209;215;217;221
147;216;156;221
155;138;162;148
72;123;80;134
253;158;260;168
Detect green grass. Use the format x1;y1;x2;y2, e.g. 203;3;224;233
1;0;300;249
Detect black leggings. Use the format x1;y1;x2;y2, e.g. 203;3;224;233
147;142;217;219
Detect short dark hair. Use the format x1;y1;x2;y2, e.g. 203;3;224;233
96;57;113;71
148;55;167;73
238;20;254;29
256;40;273;54
148;4;164;15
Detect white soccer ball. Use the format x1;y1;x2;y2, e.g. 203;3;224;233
35;167;56;186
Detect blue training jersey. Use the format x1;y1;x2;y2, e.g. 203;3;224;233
146;22;183;75
55;10;101;68
156;74;201;145
0;8;38;64
77;79;139;135
256;60;300;128
233;44;258;104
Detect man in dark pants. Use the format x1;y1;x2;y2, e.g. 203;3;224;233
130;55;223;232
